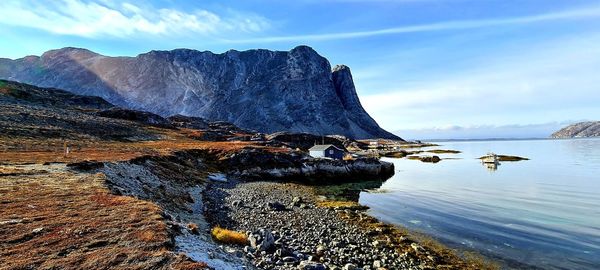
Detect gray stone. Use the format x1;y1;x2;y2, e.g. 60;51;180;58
316;245;327;255
244;246;256;253
291;196;303;207
268;201;287;211
343;263;357;270
298;261;327;270
249;235;259;249
231;200;242;208
283;256;298;263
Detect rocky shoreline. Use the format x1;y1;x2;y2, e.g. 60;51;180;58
203;178;469;270
95;149;424;270
0;79;487;270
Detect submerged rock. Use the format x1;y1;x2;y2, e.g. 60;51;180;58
478;155;529;162
407;155;441;163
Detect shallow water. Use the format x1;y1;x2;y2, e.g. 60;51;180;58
360;138;600;269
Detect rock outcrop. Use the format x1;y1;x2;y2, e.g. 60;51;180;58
551;121;600;138
265;132;347;151
222;148;395;183
0;46;400;140
96;108;175;129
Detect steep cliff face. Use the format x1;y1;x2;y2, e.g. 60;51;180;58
0;46;400;139
551;121;600;138
331;65;398;139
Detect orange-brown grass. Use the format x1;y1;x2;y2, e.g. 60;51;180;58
0;164;206;269
90;192;131;206
211;227;248;245
342;154;355;161
0;130;279;164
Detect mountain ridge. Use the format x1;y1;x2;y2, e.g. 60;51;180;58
551;121;600;138
0;46;400;140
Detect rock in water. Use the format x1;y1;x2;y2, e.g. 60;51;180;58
0;46;401;140
551;121;600;138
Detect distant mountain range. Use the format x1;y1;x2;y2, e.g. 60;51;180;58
551;121;600;138
0;46;399;140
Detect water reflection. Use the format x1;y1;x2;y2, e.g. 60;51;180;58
483;161;499;171
360;138;600;270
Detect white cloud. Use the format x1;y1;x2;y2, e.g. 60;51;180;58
359;33;600;132
223;5;600;43
0;0;270;38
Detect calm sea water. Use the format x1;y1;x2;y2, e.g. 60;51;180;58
360;138;600;270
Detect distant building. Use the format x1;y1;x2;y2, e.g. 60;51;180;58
308;144;345;159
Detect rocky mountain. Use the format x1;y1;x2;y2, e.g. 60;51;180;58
0;46;400;140
551;121;600;138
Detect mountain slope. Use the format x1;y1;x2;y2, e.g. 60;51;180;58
0;46;400;140
551;121;600;138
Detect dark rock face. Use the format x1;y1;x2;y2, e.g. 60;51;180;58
0;46;400;140
0;80;161;141
0;79;112;110
167;115;209;130
222;148;395;183
96;108;174;129
551;121;600;138
265;131;347;151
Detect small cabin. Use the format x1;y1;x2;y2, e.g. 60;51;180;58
308;144;345;160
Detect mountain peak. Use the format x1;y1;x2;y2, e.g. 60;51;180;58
332;64;350;72
290;45;317;53
42;47;100;60
0;46;400;140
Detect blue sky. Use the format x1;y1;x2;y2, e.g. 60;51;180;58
1;0;599;139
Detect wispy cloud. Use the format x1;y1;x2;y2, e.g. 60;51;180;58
359;32;600;131
296;0;443;2
223;5;600;43
0;0;270;38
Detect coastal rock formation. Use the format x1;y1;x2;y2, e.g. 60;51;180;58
0;46;400;139
551;121;600;138
265;132;347;151
222;148;395;182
